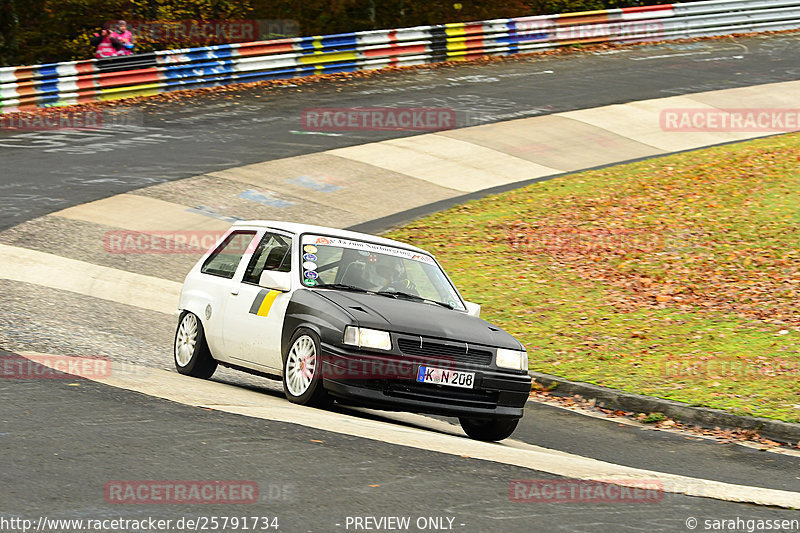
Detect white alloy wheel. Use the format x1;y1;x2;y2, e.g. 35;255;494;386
285;335;317;396
175;312;198;367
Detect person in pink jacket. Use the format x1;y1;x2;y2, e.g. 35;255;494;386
90;23;120;58
114;20;135;55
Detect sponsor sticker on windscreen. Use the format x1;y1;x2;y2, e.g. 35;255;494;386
303;235;435;265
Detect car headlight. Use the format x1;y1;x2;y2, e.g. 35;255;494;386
496;348;528;371
343;326;392;351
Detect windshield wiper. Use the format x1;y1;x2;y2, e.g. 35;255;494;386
426;299;455;310
319;283;371;293
376;291;454;310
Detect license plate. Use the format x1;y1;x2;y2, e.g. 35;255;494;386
416;366;475;389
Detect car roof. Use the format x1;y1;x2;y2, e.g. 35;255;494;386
231;220;429;254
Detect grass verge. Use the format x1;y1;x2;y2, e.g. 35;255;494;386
386;133;800;423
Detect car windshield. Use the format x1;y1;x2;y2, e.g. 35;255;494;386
299;234;466;311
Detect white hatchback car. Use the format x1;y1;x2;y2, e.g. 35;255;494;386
174;221;531;441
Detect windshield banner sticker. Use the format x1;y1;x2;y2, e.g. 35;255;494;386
303;235;435;264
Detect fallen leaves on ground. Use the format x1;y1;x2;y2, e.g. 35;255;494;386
388;133;800;423
504;144;800;328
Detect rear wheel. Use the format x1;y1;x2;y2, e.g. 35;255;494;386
283;329;329;407
459;417;519;442
174;312;217;379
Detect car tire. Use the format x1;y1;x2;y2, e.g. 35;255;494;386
283;329;330;407
459;417;519;442
174;311;217;379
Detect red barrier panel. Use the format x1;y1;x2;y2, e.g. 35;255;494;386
97;68;160;88
236;41;296;57
622;4;675;14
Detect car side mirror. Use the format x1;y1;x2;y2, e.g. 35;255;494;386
464;301;481;317
259;270;292;292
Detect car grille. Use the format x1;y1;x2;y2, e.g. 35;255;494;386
397;337;493;366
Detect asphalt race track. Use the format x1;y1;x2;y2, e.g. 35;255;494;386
2;370;799;532
1;33;800;532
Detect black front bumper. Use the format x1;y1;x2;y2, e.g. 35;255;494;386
319;342;531;419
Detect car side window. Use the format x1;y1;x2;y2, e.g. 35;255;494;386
243;232;293;285
201;231;256;279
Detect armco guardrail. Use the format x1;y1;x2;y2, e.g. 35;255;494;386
2;0;800;113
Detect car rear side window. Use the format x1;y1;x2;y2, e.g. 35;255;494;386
201;231;257;279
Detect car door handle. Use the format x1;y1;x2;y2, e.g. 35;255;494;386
230;287;239;295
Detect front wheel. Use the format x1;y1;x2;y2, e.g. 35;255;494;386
459;417;519;442
283;329;330;407
174;311;217;379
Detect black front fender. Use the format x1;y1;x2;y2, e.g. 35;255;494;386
281;289;355;361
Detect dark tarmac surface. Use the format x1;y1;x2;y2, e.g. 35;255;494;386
2;360;799;533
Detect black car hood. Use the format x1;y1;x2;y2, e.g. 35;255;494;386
315;290;524;350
